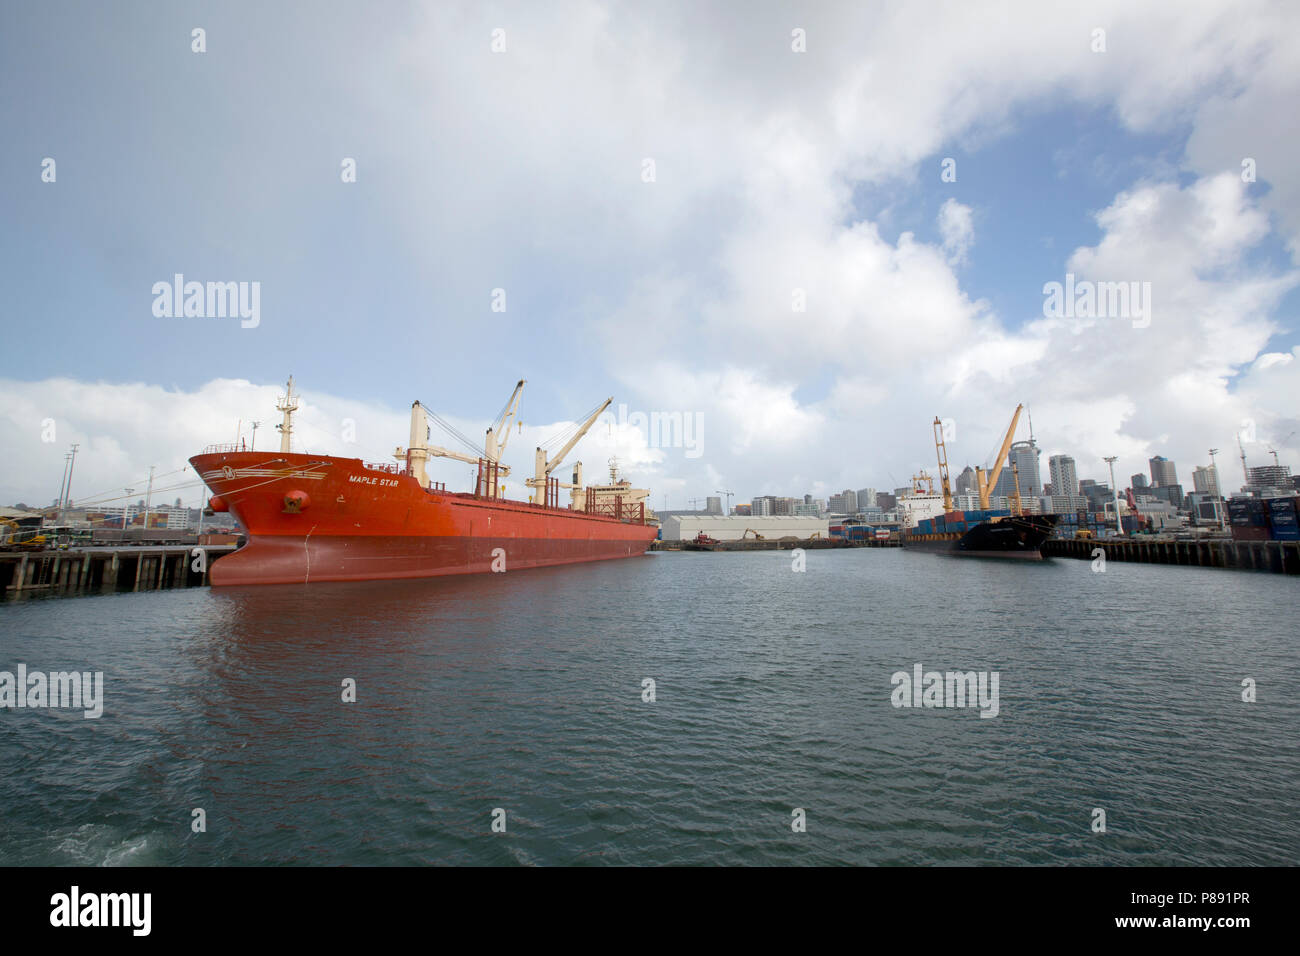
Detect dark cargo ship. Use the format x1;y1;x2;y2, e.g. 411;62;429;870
902;510;1059;559
900;404;1058;560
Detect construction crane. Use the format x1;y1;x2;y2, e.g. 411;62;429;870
527;398;612;506
932;417;953;511
975;404;1024;510
1267;430;1296;468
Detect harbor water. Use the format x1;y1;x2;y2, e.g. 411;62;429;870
1;549;1296;865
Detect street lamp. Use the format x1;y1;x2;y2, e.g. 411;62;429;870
1104;456;1122;537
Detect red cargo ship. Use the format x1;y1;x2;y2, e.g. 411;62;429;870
190;379;656;586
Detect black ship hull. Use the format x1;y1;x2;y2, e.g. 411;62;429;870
902;514;1059;559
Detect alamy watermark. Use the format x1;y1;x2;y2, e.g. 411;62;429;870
601;403;703;459
1043;273;1150;328
152;274;260;328
891;663;999;718
1;665;104;718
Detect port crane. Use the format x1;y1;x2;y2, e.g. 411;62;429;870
527;398;613;507
974;404;1024;511
932;417;953;511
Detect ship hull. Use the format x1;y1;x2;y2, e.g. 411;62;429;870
902;514;1059;559
190;451;656;586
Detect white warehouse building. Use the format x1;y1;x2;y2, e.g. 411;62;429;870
660;514;830;542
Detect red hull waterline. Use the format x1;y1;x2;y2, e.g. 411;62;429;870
190;451;657;586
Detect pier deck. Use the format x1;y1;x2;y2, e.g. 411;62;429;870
0;545;238;599
1043;537;1300;574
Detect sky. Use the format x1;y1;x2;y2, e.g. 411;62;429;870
2;0;1299;511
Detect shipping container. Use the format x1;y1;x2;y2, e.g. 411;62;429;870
1228;498;1268;526
1265;497;1299;540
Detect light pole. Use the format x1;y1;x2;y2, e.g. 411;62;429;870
143;466;155;533
1104;456;1122;537
250;421;261;452
64;443;79;517
1208;448;1226;532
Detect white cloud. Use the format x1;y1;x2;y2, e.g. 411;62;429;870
938;199;974;266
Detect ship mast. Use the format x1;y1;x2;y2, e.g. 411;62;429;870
276;376;299;454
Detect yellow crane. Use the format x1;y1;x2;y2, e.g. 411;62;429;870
975;404;1025;511
933;417;953;511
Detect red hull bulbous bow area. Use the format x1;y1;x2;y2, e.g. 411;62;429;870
190;451;655;586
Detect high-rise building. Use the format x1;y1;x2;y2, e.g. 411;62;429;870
1132;474;1149;489
1149;455;1177;487
1080;481;1112;512
826;494;857;515
1191;465;1221;498
955;466;977;495
750;497;772;517
1008;441;1042;497
856;488;876;513
877;493;897;511
705;496;722;515
1248;464;1291;491
1048;455;1079;497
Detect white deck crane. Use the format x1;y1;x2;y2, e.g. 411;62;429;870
527;398;612;507
396;380;525;490
485;379;525;465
